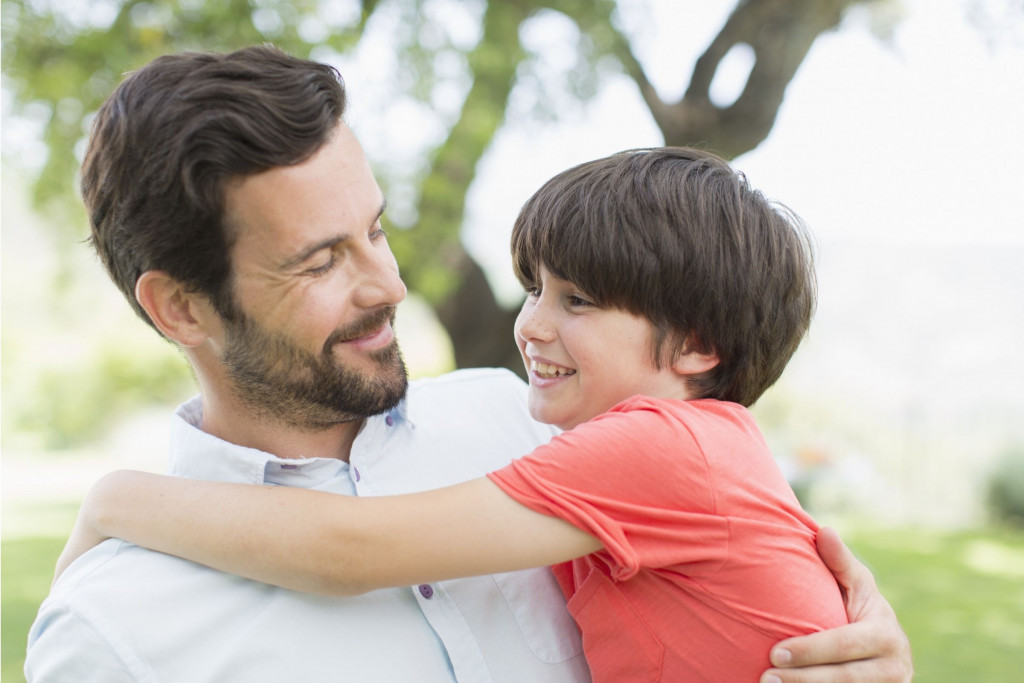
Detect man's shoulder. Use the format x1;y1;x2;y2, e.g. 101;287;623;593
407;367;529;413
409;367;525;393
40;539;192;614
27;540;188;678
401;368;558;463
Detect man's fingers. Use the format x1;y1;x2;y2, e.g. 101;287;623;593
769;618;913;680
770;622;876;668
815;527;853;576
771;527;914;682
761;656;911;683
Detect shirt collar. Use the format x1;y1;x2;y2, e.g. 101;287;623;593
167;396;411;488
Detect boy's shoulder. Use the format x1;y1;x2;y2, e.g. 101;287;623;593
608;395;751;421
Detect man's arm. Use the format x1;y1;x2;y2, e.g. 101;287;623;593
760;527;913;683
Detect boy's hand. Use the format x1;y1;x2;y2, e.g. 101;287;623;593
52;477;115;584
760;527;913;683
53;517;107;584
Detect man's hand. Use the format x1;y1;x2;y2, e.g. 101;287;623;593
760;527;913;683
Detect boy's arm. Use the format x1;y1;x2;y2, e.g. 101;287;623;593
760;527;913;682
56;469;601;594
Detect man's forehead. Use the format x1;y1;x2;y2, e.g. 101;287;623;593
223;127;381;246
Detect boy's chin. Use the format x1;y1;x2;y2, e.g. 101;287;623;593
528;405;582;432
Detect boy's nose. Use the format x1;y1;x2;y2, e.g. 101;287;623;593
515;301;555;344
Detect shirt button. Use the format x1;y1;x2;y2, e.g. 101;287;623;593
353;466;361;482
385;414;394;427
418;584;434;599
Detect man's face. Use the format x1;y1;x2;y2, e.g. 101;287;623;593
218;123;408;430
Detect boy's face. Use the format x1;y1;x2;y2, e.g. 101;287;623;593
514;266;691;430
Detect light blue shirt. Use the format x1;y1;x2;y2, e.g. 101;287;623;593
26;368;590;683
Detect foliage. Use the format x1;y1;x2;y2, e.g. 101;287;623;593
4;521;1024;682
3;0;870;374
987;445;1024;526
11;343;193;449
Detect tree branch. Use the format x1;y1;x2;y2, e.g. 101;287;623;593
660;0;863;158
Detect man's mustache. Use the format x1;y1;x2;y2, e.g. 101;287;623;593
322;307;397;353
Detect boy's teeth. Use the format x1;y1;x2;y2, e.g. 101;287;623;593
531;361;576;378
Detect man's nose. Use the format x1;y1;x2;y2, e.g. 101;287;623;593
355;247;407;309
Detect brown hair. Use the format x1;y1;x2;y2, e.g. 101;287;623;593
81;45;346;328
511;147;816;407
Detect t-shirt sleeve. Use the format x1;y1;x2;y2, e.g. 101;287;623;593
487;397;730;581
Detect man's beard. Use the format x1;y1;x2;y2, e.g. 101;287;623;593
221;306;408;431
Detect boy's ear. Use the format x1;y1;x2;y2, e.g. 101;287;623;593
135;271;219;347
670;340;720;378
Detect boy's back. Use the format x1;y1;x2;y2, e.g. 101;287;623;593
491;395;847;681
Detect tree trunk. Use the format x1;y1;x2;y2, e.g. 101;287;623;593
397;0;532;375
430;0;864;373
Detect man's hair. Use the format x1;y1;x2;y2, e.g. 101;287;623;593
511;147;816;407
81;45;347;328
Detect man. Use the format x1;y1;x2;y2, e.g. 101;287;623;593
26;45;911;682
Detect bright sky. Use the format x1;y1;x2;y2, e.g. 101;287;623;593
445;0;1024;302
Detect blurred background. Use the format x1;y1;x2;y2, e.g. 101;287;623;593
2;0;1023;680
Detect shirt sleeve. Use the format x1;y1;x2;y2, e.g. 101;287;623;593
488;397;730;581
26;601;142;683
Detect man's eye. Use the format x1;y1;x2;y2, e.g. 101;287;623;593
307;258;336;276
371;227;388;240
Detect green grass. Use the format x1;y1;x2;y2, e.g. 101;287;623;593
2;536;66;683
844;525;1024;681
3;523;1023;682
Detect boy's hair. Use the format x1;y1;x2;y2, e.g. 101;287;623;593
81;45;346;330
511;147;816;407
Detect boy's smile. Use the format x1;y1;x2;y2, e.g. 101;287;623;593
514;267;691;431
529;359;576;379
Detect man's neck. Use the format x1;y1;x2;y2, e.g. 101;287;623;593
198;392;363;462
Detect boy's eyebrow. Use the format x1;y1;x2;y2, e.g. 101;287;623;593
279;199;387;270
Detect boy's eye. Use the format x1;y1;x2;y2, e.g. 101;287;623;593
568;295;593;307
524;285;541;298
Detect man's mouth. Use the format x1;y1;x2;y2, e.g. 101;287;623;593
530;360;576;379
326;307;397;347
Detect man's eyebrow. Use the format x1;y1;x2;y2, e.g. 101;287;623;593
279;198;387;270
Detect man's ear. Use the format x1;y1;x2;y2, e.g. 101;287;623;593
135;271;218;347
670;340;720;378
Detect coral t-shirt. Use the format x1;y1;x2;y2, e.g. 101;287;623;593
488;396;848;682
